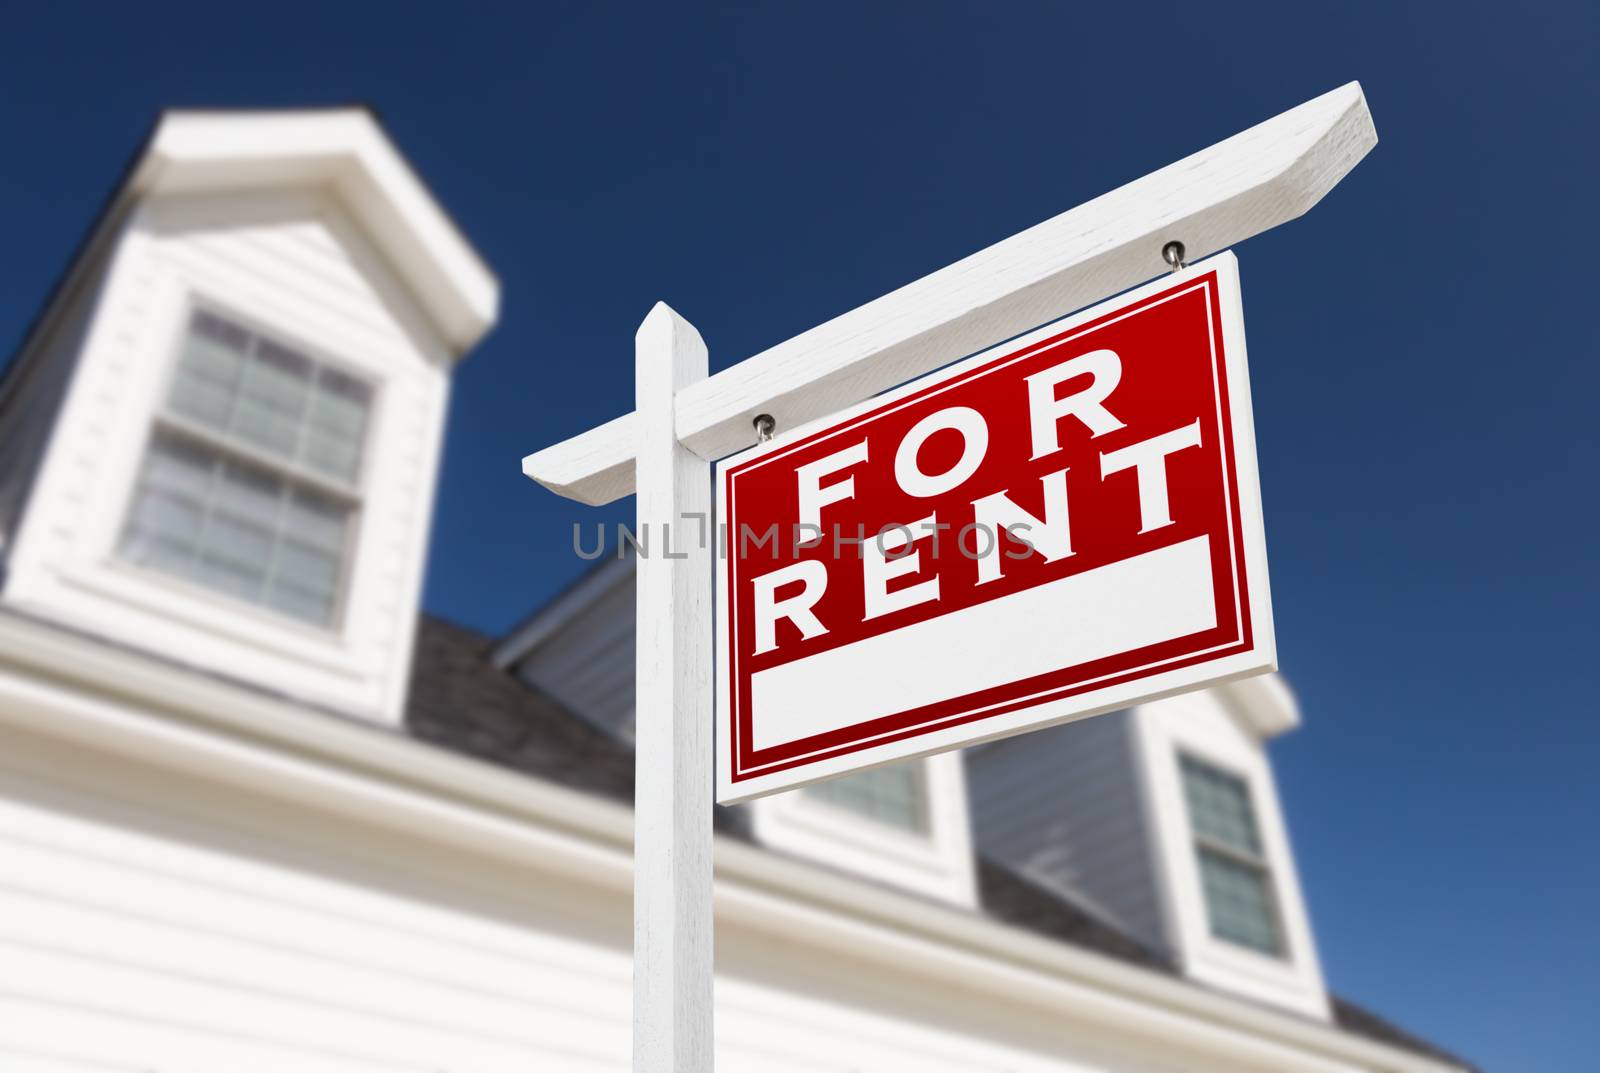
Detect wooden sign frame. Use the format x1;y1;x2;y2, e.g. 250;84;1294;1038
522;83;1377;1073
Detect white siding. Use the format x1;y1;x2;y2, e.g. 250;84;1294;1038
0;188;451;723
0;258;108;560
510;563;981;907
0;723;1254;1073
1131;691;1331;1019
965;711;1168;953
514;569;637;740
0;728;631;1073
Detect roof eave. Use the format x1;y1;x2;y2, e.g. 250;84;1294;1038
133;109;499;355
1219;670;1302;740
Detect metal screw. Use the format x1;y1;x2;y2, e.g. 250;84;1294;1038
753;413;776;443
1161;240;1187;272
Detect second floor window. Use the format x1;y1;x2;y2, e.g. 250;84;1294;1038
117;310;372;627
802;762;929;833
1180;754;1286;957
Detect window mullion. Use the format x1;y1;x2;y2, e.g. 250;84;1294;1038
219;326;254;439
258;476;294;607
189;449;229;576
289;364;316;471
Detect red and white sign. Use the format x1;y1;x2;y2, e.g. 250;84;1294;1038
715;253;1274;803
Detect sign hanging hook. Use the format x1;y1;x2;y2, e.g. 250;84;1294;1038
753;413;776;444
1162;240;1188;273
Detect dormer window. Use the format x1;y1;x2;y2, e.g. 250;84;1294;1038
116;309;372;627
1179;753;1285;957
750;753;976;907
802;763;929;833
0;109;493;723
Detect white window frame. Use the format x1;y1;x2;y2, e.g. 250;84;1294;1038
750;750;977;907
0;193;453;725
1128;692;1331;1020
799;759;932;835
1176;751;1288;958
111;297;378;636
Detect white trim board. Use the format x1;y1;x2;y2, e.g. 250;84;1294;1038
0;609;1465;1073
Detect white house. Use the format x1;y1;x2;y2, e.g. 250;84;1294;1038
0;108;1475;1073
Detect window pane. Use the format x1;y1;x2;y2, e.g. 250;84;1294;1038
273;540;340;595
121;490;205;573
284;486;350;552
138;311;370;623
163;311;371;487
194;457;281;602
168;311;247;430
264;581;335;625
1181;755;1285;957
304;367;371;483
202;509;276;571
1197;847;1283;955
119;435;215;567
118;430;354;626
126;490;204;550
140;432;214;500
803;763;928;833
230;338;311;458
194;537;269;601
1181;755;1263;856
212;456;282;524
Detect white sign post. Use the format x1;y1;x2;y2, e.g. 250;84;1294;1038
522;82;1375;1072
632;304;713;1072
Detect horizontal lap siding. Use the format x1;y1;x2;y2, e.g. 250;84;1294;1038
2;188;451;722
0;264;104;561
967;711;1168;952
0;723;1207;1073
0;741;632;1073
515;576;638;740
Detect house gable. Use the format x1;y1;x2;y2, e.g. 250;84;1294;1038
0;109;496;724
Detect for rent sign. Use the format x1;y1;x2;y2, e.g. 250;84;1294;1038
715;254;1274;802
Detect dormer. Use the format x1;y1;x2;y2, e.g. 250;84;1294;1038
750;752;978;907
1131;677;1329;1018
966;677;1330;1019
496;553;978;907
0;109;497;723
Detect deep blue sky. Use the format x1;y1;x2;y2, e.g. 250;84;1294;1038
1;3;1594;1069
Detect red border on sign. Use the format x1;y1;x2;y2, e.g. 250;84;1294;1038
722;270;1254;785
